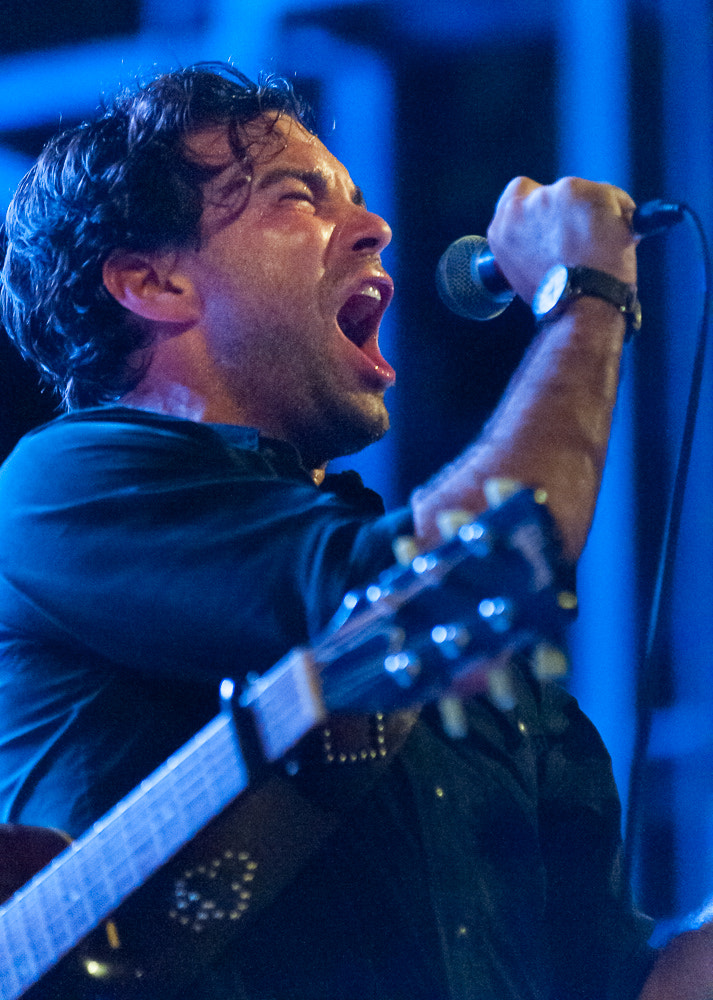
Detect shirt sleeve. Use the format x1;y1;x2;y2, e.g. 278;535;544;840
0;410;414;685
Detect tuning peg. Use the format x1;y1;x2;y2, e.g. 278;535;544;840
556;590;578;612
483;477;524;508
483;477;550;510
456;519;494;559
486;665;516;711
438;697;468;739
478;597;513;633
384;650;422;689
531;642;569;680
436;509;476;542
430;623;470;658
392;534;419;567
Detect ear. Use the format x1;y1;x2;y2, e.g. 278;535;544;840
102;250;200;326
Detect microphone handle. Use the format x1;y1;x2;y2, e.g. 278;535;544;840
632;199;685;237
477;200;683;296
475;248;511;295
437;199;684;322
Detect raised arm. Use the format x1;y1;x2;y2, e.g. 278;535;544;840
411;175;638;561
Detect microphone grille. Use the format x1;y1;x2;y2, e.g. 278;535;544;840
436;235;511;321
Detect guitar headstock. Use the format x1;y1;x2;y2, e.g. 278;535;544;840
238;488;576;764
316;486;576;713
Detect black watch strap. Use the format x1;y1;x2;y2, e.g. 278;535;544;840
540;266;642;334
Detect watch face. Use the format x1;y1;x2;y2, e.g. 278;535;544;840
533;264;568;317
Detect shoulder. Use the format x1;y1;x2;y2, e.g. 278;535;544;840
0;407;276;497
12;406;249;456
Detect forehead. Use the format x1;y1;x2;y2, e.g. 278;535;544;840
185;114;353;189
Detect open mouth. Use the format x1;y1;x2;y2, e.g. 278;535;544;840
337;283;388;347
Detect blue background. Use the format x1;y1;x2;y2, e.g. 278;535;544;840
1;0;712;931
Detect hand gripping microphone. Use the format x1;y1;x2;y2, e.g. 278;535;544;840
435;200;685;321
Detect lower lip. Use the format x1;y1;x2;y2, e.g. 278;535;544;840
348;337;396;387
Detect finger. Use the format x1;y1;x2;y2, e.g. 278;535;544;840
492;176;541;215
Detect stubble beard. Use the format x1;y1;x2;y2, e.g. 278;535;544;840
286;388;391;470
216;330;391;469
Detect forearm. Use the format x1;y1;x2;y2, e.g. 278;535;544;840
638;926;713;1000
411;295;626;560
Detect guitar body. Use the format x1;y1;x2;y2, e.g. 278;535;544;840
0;825;68;906
0;825;149;999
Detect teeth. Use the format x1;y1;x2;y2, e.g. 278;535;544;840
359;284;382;301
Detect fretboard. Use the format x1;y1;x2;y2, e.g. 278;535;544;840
0;711;248;1000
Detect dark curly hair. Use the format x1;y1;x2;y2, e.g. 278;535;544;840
0;62;309;410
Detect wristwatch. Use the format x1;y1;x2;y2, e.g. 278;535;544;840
532;264;642;334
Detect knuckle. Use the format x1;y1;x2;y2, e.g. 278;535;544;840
553;176;584;202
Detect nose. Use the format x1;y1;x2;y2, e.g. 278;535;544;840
349;207;392;255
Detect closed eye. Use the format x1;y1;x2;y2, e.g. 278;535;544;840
259;168;327;206
276;186;318;214
280;189;314;202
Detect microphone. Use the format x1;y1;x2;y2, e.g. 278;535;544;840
436;199;685;321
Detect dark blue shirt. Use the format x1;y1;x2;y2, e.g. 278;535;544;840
0;407;655;999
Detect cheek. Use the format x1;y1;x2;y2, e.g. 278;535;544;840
197;220;334;328
258;231;332;315
261;224;331;273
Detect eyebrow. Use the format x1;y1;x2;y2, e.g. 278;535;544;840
256;167;366;207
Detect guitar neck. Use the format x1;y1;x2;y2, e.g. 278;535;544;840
0;487;572;999
0;712;247;1000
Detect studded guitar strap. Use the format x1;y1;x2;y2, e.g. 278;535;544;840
71;710;419;999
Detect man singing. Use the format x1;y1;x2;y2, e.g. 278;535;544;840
0;62;710;999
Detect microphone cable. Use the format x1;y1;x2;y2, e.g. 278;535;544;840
623;202;712;886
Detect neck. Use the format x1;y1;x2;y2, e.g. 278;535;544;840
120;387;328;486
120;373;252;426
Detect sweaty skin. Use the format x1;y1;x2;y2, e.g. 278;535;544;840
109;115;395;472
95;110;713;1000
412;176;637;562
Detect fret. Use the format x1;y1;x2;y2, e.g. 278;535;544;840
0;710;250;1000
41;902;84;955
116;823;163;878
0;959;23;1000
0;957;28;1000
58;848;110;902
244;647;325;761
20;893;54;964
30;863;93;961
0;912;40;999
61;863;115;919
2;886;51;971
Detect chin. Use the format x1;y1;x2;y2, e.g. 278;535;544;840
298;401;390;468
